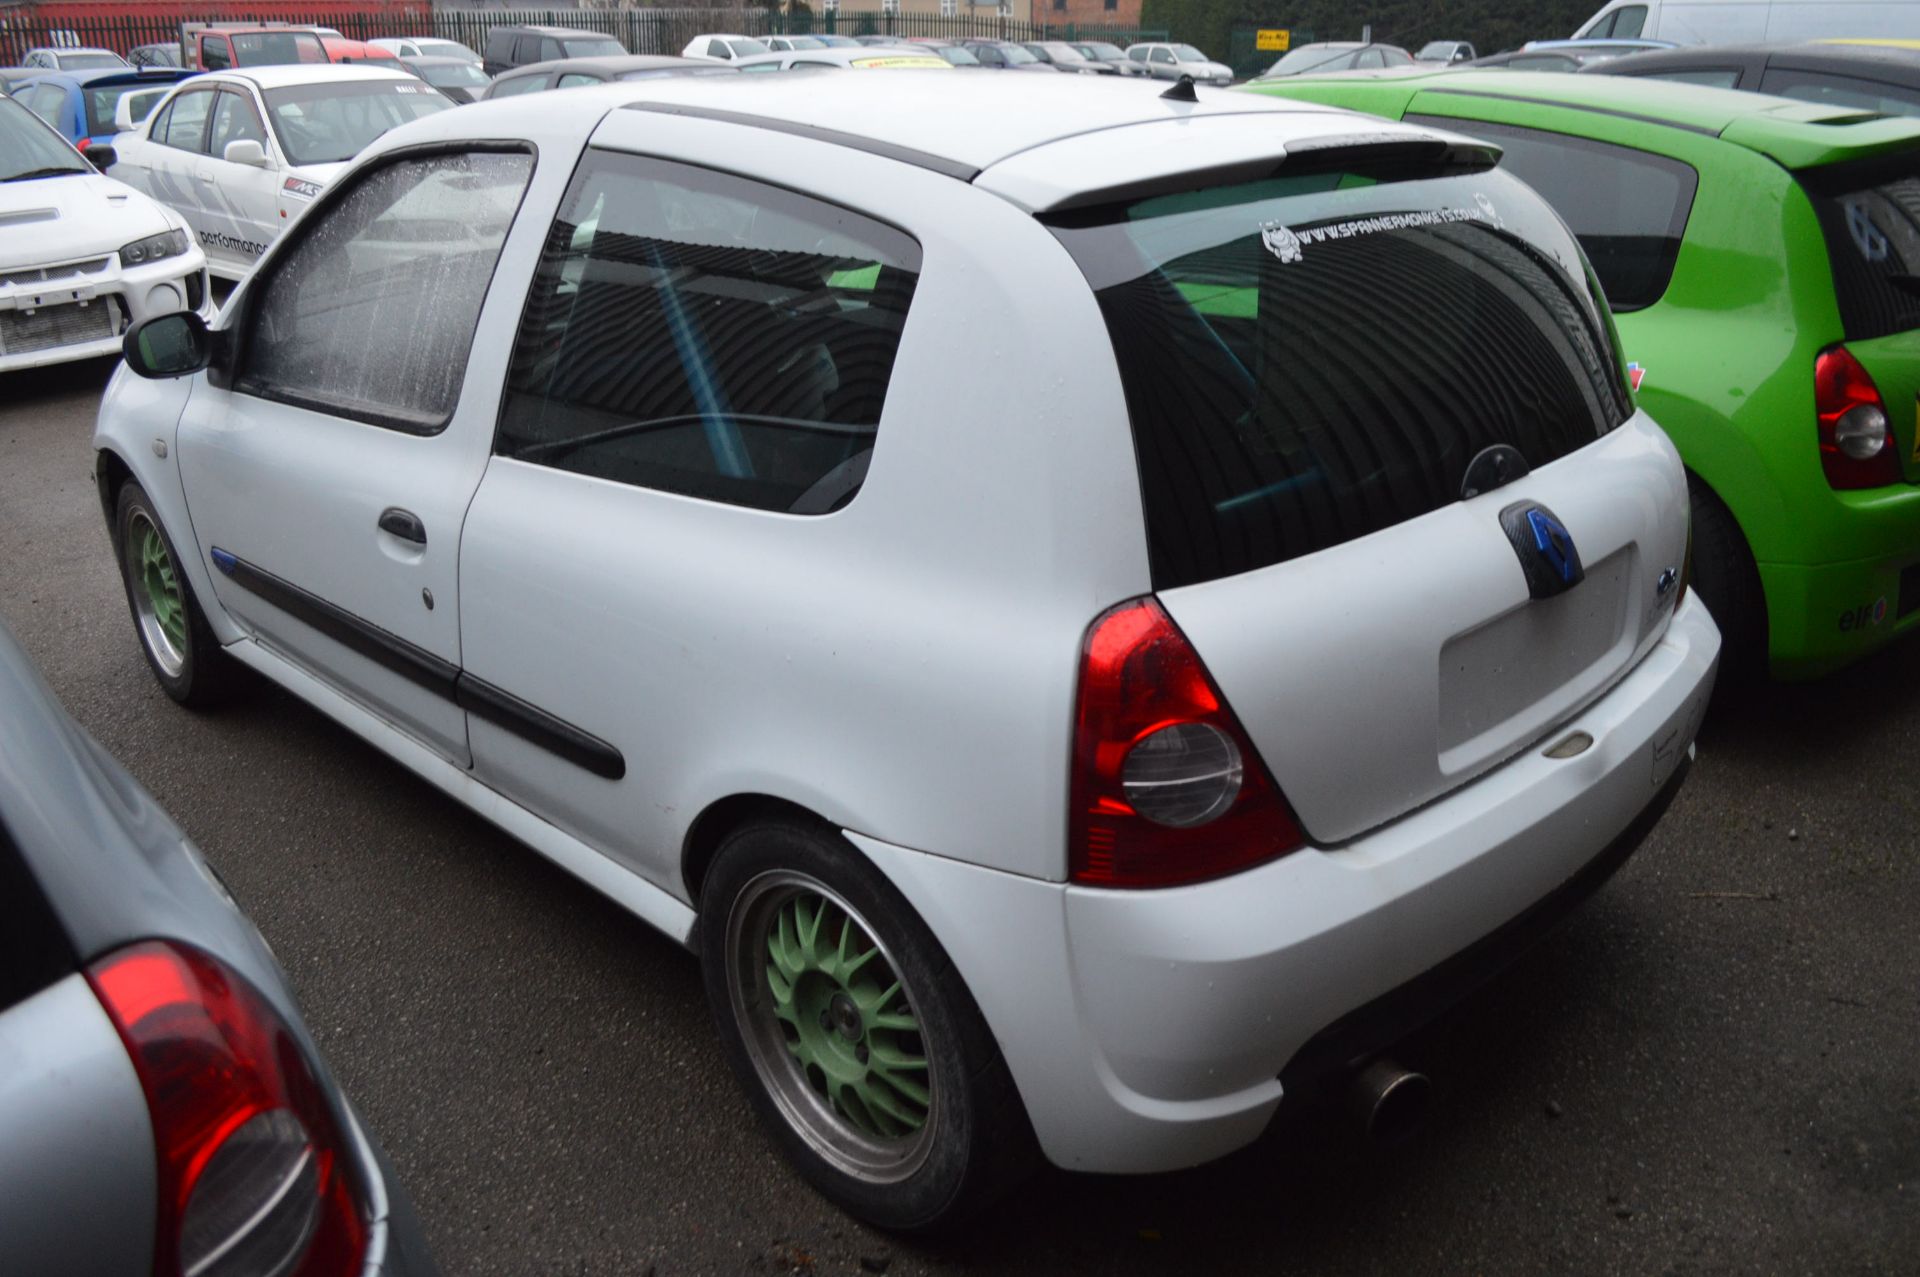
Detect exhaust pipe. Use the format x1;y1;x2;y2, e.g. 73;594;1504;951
1349;1058;1432;1144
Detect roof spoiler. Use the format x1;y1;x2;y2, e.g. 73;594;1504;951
1043;129;1502;215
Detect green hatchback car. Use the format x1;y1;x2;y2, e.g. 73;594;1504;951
1247;69;1920;678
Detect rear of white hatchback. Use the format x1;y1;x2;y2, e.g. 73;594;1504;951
837;112;1720;1203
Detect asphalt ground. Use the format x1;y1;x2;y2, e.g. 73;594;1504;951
2;357;1916;1276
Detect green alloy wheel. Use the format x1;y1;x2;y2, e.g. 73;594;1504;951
701;819;1037;1231
113;480;237;708
727;871;936;1182
127;509;187;677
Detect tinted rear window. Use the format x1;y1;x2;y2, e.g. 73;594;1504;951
1799;153;1920;342
1050;165;1630;589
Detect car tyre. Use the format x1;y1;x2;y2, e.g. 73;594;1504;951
700;818;1036;1232
1687;473;1767;683
114;481;236;707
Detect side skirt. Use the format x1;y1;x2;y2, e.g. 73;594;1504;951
224;636;697;947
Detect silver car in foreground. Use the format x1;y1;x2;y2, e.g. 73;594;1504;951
0;620;435;1276
96;73;1718;1231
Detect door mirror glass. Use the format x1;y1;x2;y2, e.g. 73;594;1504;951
124;311;211;379
86;143;117;171
223;138;268;166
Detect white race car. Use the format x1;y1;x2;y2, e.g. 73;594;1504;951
94;73;1719;1230
107;64;452;281
0;93;209;372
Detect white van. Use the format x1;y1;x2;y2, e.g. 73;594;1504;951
1575;0;1920;43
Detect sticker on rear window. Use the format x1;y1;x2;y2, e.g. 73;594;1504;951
1627;362;1646;392
1260;201;1498;264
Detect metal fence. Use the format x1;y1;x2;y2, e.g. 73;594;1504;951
0;7;1167;63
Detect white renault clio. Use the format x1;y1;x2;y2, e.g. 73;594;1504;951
94;73;1719;1229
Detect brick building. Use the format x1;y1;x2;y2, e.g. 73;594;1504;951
1032;0;1142;30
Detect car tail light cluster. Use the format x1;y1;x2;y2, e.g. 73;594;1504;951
1069;597;1305;888
87;941;367;1277
1815;346;1902;489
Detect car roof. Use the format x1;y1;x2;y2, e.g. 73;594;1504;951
207;63;416;89
402;55;481;67
502;24;603;37
735;48;949;68
1602;39;1920;76
25;67;191;86
501;54;711;77
1256;66;1920;165
425;72;1407;207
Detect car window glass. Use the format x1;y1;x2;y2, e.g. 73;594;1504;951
159;88;213;151
557;72;599;88
263;81;452;167
1355;49;1384;68
489;74;545;97
540;38;564;61
498;150;922;515
1046;165;1628;589
25;83;63;124
1151;48;1173;63
1798;153;1920;340
1407;116;1696;311
201;37;231;70
708;39;731;58
515;35;541;63
1643;67;1742;89
209;90;268;158
1760;66;1920;117
238;150;532;432
1611;6;1648;38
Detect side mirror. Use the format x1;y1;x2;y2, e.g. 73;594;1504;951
86;143;117;171
223;138;269;167
123;311;211;379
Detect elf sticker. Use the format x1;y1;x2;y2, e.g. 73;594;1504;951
1627;362;1646;392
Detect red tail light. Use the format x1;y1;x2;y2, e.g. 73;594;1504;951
1815;345;1902;489
76;137;91;153
1069;597;1305;888
87;941;367;1277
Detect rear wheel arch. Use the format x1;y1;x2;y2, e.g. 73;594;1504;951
1684;467;1770;681
682;793;840;908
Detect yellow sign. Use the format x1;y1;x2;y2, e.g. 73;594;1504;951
852;55;952;70
1256;29;1291;52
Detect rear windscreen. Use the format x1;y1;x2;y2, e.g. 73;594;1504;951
1799;154;1920;342
1049;166;1631;590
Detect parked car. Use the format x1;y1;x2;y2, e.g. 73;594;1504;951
1255;41;1414;79
1520;37;1678;61
108;65;452;281
1575;0;1920;43
320;36;405;67
1073;41;1148;75
400;54;491;102
1249;68;1920;678
854;36;915;47
99;70;1716;1229
963;40;1059;71
1126;41;1234;85
1022;41;1116;73
0;68;36;95
483;25;626;76
1589;39;1920;115
677;33;772;64
127;43;184;69
21;47;127;72
0;618;439;1277
486;54;734;98
183;24;329;72
0;94;209;371
371;35;482;63
1468;49;1587;71
735;48;951;73
905;40;983;67
765;35;828;52
10;68;195;151
815;35;864;48
1416;40;1478;64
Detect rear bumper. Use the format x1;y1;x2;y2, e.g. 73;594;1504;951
1759;484;1920;678
0;251;212;373
855;595;1720;1174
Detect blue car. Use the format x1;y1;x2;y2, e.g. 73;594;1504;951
11;67;195;151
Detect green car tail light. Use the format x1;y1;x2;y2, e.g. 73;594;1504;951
1815;345;1903;489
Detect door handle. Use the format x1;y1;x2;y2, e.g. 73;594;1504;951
378;507;426;545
